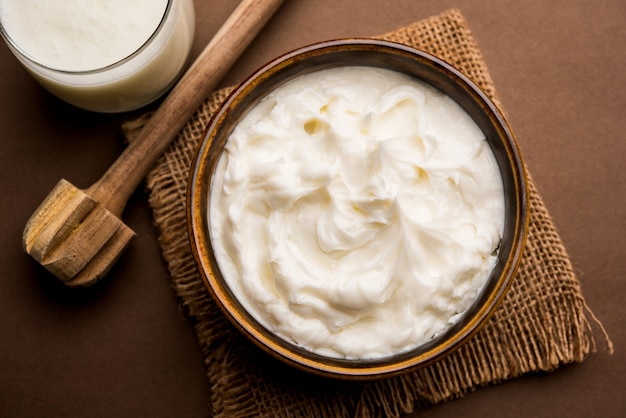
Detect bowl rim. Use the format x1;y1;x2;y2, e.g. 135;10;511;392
187;38;529;380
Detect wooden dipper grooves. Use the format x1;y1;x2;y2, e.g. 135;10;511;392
22;0;286;287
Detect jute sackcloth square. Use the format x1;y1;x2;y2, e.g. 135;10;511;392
123;8;613;417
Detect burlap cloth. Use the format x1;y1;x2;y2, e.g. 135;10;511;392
123;8;613;417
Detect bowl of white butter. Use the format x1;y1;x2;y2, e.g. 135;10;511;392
187;39;529;379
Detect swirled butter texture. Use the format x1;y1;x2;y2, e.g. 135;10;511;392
209;67;505;359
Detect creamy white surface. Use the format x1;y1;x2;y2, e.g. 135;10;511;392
209;66;505;359
0;0;168;71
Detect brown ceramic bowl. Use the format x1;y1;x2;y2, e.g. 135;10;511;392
187;39;529;380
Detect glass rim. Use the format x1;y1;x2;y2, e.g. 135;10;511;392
0;0;174;75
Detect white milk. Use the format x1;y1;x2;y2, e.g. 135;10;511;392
0;0;195;112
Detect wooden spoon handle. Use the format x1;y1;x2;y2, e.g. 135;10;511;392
87;0;285;216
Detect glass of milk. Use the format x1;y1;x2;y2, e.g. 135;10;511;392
0;0;195;113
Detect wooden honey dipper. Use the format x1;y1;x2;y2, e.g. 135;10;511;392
22;0;285;287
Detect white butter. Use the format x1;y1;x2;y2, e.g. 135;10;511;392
210;66;505;359
0;0;194;112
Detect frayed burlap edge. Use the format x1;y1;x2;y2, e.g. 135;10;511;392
123;8;613;418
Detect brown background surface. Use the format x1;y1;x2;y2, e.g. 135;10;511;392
1;1;623;417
